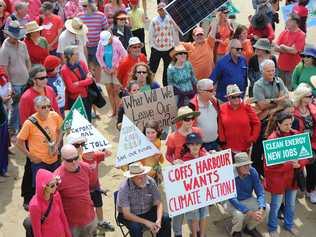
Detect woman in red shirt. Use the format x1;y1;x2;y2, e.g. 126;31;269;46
61;46;93;122
264;111;308;236
247;13;275;44
219;84;260;154
24;21;49;65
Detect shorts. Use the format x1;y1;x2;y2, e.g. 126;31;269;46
185;206;209;221
100;70;121;86
87;46;99;65
90;189;103;208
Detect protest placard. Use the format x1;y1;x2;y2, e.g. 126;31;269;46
263;132;313;166
162;149;236;217
62;96;87;131
116;115;160;167
71;110;111;153
122;86;177;130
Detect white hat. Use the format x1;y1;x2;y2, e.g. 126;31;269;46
100;30;111;46
66;133;87;145
123;162;151;178
128;37;144;48
234;152;253;167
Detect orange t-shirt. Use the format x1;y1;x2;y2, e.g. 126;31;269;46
182;36;215;80
242;39;254;63
216;23;232;55
17;111;63;164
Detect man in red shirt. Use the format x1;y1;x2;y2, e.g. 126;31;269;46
117;37;147;88
37;2;63;55
55;144;96;236
274;13;306;90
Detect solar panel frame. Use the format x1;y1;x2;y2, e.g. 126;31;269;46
165;0;228;35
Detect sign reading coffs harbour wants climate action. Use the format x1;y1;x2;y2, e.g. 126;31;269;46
162;149;236;217
263;133;313;166
122;86;177;130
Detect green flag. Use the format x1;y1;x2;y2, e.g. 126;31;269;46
62;96;87;131
225;1;239;16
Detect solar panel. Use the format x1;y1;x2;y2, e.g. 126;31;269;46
165;0;228;35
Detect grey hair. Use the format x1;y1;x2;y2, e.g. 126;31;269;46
229;39;241;49
260;59;275;73
64;46;78;62
197;79;214;91
292;83;312;106
34;96;51;107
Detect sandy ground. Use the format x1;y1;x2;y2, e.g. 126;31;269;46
0;0;316;236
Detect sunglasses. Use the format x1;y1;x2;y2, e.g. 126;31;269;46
302;55;315;59
41;104;51;110
203;89;214;93
47;182;57;189
136;71;147;74
183;117;194;122
117;18;127;21
195;33;204;37
35;76;47;81
305;95;313;98
176;52;187;56
64;156;80;163
229;95;241;99
82;5;88;7
131;45;141;49
73;142;85;148
233;47;243;52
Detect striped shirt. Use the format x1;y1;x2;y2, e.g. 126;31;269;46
78;11;108;47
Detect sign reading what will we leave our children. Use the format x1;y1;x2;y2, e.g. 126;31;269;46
263;132;313;166
162;149;236;217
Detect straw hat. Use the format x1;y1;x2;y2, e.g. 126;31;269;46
25;21;43;34
234;152;253;167
169;44;188;60
3;20;26;39
225;84;242;97
175;106;200;122
65;17;88;36
123;162;151;178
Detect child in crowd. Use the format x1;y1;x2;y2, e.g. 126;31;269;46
66;133;115;232
44;55;66;117
181;132;209;237
128;0;146;55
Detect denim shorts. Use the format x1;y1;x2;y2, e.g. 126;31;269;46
185;206;209;220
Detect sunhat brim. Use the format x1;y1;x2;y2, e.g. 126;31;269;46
225;91;243;97
3;29;26;40
65;20;88;36
234;160;253;168
123;166;151;178
26;25;44;34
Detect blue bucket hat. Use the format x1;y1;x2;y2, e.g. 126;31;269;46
301;46;316;58
3;21;26;40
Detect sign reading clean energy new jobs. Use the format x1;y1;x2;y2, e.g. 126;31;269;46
263;133;313;166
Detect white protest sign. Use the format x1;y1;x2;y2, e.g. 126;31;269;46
116;115;160;167
122;86;177;130
71;110;111;153
162;149;236;217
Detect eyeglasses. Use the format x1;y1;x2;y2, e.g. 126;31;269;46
35;76;47;81
136;71;147;75
229;95;241;99
130;45;141;49
117;18;127;21
203;89;214;93
47;182;57;189
233;47;243;52
305;94;313;98
73;142;85;148
82;5;88;8
196;33;204;37
40;104;51;110
63;156;79;163
183;117;194;122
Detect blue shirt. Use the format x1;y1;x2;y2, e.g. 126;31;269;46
229;167;265;213
103;44;113;69
210;53;248;102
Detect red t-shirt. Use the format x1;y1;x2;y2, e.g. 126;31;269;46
82;151;105;190
24;37;49;64
54;162;95;227
276;29;306;72
293;5;308;17
37;14;64;50
117;54;148;88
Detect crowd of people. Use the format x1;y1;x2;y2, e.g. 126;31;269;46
0;0;315;237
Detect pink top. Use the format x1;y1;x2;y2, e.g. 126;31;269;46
54;162;95;227
64;0;81;19
27;0;41;20
29;169;71;237
96;36;127;70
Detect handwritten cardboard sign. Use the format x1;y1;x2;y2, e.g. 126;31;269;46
162;149;236;217
122;86;177;130
71;110;111;153
116;115;160;167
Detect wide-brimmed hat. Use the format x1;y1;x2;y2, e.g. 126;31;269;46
251;14;270;29
300;46;316;58
65;17;88;36
66;133;87;145
100;30;111;46
123;162;151;178
234;152;253;167
186;133;203;144
25;21;43;34
175;106;200;122
169;44;188;60
226;84;242;97
3;20;26;39
128;36;144;48
253;38;272;52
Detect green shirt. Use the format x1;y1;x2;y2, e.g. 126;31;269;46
292;62;316;95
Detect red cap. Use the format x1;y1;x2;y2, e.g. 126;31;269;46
43;55;61;71
129;0;139;5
